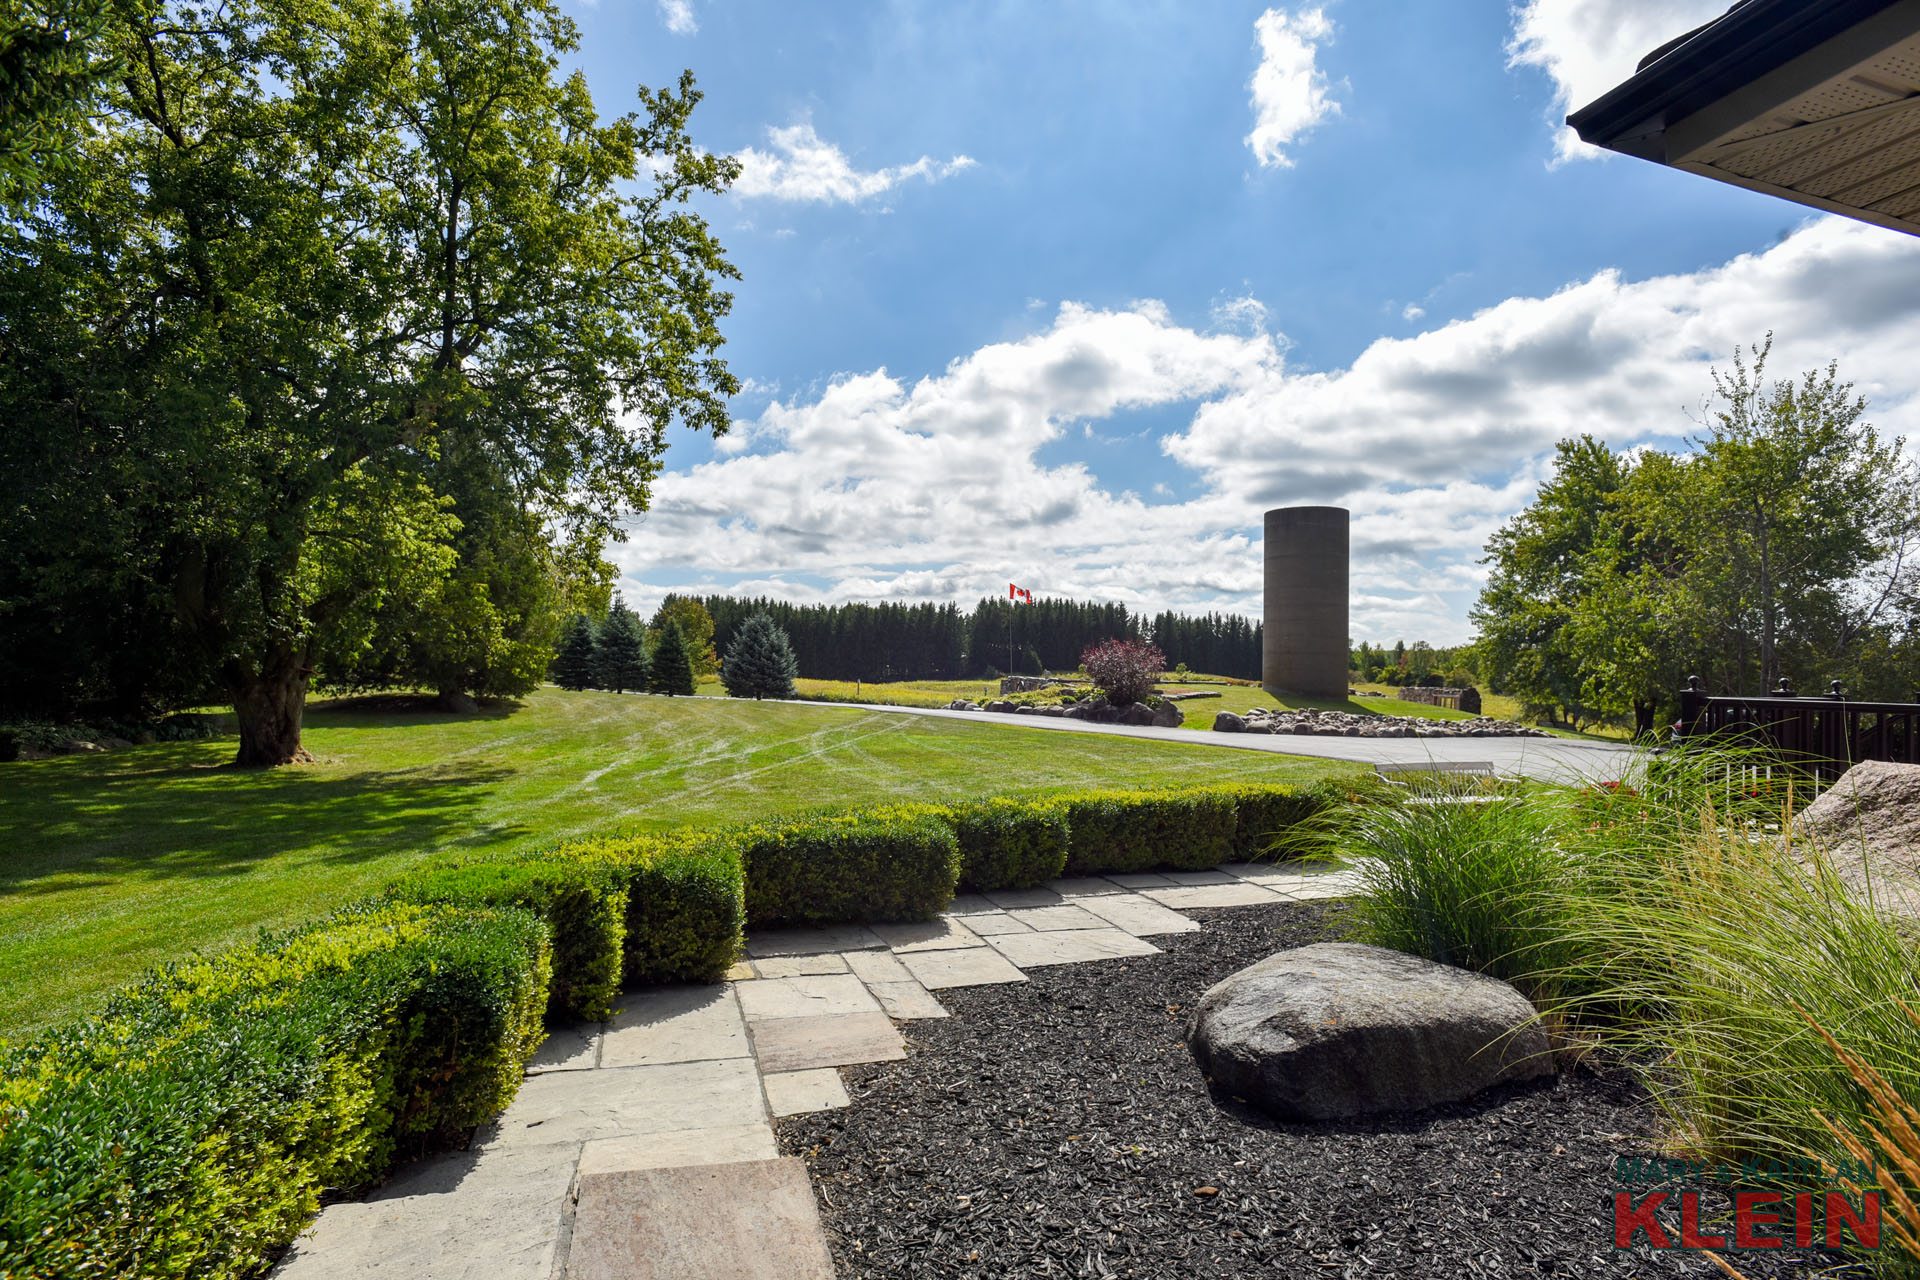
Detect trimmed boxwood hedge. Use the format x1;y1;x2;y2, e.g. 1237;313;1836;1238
740;805;960;928
561;830;747;987
389;855;628;1022
1197;781;1343;861
1060;788;1238;875
0;778;1353;1279
943;798;1070;891
0;902;548;1280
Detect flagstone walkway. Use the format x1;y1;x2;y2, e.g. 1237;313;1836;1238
272;861;1360;1280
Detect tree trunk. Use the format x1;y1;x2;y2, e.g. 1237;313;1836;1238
231;647;314;766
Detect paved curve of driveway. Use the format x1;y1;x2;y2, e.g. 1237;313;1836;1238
662;692;1636;785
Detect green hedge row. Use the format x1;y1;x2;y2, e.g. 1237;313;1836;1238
740;805;960;928
0;902;548;1280
0;779;1340;1279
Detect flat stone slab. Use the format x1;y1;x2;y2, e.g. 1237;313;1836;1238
1220;860;1320;882
941;894;1001;916
735;973;880;1021
749;1011;905;1073
1007;904;1106;932
958;911;1032;935
577;1123;777;1177
983;887;1063;909
568;1160;835;1280
1143;883;1285;908
764;1068;851;1117
1105;872;1174;888
988;928;1160;968
479;1058;764;1150
274;1140;579;1280
866;979;949;1020
747;925;886;957
602;985;749;1068
1267;872;1362;900
751;953;849;978
1075;893;1203;936
1049;876;1128;897
1162;869;1239;886
841;949;912;984
723;961;756;981
872;917;984;952
526;1022;599;1074
900;946;1029;990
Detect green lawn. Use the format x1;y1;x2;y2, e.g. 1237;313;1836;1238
0;687;1355;1038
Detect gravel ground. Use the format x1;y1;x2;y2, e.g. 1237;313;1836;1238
778;903;1860;1279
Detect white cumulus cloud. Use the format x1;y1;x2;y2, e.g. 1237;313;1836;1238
656;0;696;35
1507;0;1727;163
733;123;976;204
1245;7;1342;169
618;218;1920;643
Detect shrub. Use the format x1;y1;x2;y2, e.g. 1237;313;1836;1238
649;620;697;696
740;806;960;927
0;902;548;1280
720;611;799;700
1198;781;1342;861
1060;787;1236;875
557;830;747;986
388;855;628;1022
944;798;1070;891
1079;638;1164;708
1458;686;1483;715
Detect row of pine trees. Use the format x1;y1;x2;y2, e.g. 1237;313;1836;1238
696;595;1264;682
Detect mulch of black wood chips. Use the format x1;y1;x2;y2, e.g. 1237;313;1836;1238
776;902;1865;1279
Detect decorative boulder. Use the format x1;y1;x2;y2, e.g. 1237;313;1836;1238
1151;701;1184;729
984;699;1016;713
1791;761;1920;915
1115;703;1157;727
1213;711;1246;733
1187;943;1553;1121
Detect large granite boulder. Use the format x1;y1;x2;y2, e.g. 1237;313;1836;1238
1187;943;1553;1121
1213;711;1246;733
1791;761;1920;914
1150;701;1184;729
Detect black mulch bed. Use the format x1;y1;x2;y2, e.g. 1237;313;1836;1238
777;902;1863;1279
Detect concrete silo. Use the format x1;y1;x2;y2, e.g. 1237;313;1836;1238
1262;506;1349;698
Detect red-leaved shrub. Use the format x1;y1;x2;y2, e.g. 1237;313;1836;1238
1080;638;1165;707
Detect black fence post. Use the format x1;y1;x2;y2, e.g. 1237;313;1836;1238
1677;675;1708;739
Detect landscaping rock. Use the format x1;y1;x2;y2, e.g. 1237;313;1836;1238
1212;710;1246;733
1186;942;1553;1120
1115;703;1156;727
1150;701;1184;729
947;699;980;711
984;699;1016;713
1233;704;1548;739
52;739;103;755
1791;761;1920;915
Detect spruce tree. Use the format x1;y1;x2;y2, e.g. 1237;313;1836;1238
721;611;799;699
596;602;649;693
649;620;698;695
551;614;600;690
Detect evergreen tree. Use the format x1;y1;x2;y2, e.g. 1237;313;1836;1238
595;600;649;693
650;620;697;695
721;611;799;699
551;614;599;690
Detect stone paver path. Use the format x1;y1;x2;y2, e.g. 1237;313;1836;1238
271;860;1360;1279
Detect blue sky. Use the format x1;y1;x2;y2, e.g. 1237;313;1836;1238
556;0;1920;644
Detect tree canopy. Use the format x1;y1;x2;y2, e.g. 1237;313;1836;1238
0;0;739;761
1474;342;1919;731
720;611;798;700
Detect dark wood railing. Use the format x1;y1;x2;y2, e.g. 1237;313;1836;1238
1675;677;1920;781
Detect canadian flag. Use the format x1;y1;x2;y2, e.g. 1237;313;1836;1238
1009;583;1033;603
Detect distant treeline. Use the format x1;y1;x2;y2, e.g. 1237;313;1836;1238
696;595;1265;682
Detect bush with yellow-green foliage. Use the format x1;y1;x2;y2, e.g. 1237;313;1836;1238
0;902;548;1280
739;805;961;928
1060;788;1238;874
942;797;1071;891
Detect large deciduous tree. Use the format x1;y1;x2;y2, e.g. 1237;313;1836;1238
1475;343;1919;730
0;0;739;762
